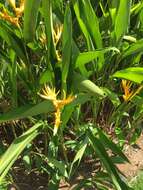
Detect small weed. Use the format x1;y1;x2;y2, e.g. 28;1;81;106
130;172;143;190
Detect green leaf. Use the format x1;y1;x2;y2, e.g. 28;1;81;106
73;73;106;97
48;158;68;178
72;0;104;70
108;0;119;27
88;129;132;190
24;0;41;42
122;39;143;58
62;5;72;93
131;1;143;15
77;0;103;49
48;173;60;190
75;47;120;76
0;121;44;182
114;0;131;43
0;23;27;62
97;128;129;163
40;69;53;84
112;67;143;84
72;0;90;48
103;88;121;107
61;94;91;126
0;100;54;123
70;137;88;176
23;154;31;171
42;0;57;59
72;139;87;164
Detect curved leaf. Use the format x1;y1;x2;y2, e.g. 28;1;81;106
122;39;143;58
73;73;106;97
75;47;120;76
112;67;143;84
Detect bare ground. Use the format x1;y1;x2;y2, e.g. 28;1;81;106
117;134;143;179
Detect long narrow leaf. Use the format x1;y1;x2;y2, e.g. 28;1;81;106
97;128;129;163
0;100;54;123
114;0;131;44
122;39;143;58
72;0;104;70
0;23;27;62
24;0;41;42
42;0;56;59
88;129;132;190
62;5;72;93
70;136;88;176
0;121;44;182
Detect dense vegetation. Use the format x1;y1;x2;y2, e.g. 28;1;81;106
0;0;143;189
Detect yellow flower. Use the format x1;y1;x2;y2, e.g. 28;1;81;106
121;79;143;102
14;0;24;18
39;85;58;102
39;33;47;45
53;24;63;45
40;24;62;61
0;9;19;27
8;0;24;17
38;85;75;135
8;0;15;9
0;0;24;27
53;24;63;61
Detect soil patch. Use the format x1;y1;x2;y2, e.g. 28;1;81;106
117;134;143;179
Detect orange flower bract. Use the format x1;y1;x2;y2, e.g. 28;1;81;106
121;79;143;102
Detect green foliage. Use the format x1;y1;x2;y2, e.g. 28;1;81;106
24;0;41;42
112;67;143;83
0;122;44;182
0;0;143;189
